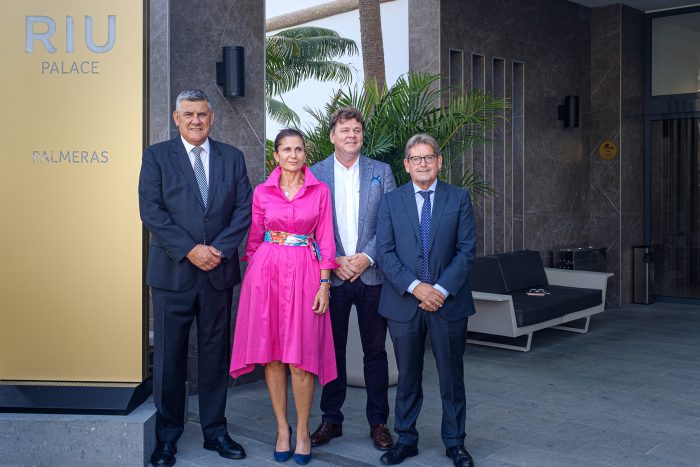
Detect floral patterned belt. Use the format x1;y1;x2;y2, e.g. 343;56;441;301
264;230;321;260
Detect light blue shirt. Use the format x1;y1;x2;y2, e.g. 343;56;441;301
406;180;449;298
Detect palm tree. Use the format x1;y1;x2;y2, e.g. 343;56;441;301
266;26;358;125
300;72;509;200
358;0;386;91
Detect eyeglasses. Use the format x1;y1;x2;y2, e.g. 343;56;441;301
408;154;437;165
527;288;550;296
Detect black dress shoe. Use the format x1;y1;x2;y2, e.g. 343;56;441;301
151;441;177;466
203;433;246;460
380;442;418;465
310;422;342;447
446;445;474;467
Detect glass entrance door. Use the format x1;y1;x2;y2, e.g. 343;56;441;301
650;118;700;298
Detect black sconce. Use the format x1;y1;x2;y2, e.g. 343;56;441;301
216;46;245;97
558;95;579;128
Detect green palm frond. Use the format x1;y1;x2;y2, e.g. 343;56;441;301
267;61;356;96
266;26;359;96
456;170;498;205
266;96;300;126
267;29;358;60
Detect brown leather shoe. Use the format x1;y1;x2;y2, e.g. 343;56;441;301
370;424;394;451
310;422;342;447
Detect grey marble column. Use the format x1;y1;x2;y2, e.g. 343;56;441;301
589;5;644;307
619;6;645;305
409;0;440;75
168;0;266;185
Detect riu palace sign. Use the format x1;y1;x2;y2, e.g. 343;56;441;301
26;15;116;75
1;0;149;413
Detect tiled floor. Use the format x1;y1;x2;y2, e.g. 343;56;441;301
175;302;700;466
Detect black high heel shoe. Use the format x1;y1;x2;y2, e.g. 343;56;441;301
293;432;312;465
274;426;294;462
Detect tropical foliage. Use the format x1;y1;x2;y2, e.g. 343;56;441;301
266;26;358;125
298;72;509;199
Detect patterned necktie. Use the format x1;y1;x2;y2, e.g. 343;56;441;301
419;190;433;283
192;146;208;208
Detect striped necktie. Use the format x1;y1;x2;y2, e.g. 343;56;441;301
419;190;433;283
192;146;208;208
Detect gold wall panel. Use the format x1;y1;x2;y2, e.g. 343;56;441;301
0;1;144;382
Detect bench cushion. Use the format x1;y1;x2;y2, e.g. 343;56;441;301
511;285;602;327
468;255;507;294
497;250;549;293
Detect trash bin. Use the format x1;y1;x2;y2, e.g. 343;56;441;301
633;245;654;304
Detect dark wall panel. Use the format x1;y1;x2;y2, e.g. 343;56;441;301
410;0;645;305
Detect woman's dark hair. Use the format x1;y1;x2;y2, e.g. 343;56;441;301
274;128;305;152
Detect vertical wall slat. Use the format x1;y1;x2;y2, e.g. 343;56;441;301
512;61;525;251
492;57;506;254
471;54;486;256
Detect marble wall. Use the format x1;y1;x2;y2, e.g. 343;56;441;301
148;0;266;392
408;0;440;75
409;0;646;306
589;5;622;306
168;0;266;185
619;6;645;305
423;0;593;256
149;0;170;145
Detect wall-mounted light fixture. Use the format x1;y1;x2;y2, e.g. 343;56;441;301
558;95;579;128
216;46;245;97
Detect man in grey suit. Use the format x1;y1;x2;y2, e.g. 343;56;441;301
376;134;476;466
309;107;397;450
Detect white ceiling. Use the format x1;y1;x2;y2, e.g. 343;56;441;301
569;0;700;12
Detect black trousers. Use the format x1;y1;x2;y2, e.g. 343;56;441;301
151;270;232;443
388;312;468;448
320;280;389;426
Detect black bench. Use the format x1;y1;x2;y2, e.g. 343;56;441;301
467;250;613;351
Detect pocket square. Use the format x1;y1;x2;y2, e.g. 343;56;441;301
370;175;381;186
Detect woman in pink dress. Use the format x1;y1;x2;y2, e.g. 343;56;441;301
230;129;337;464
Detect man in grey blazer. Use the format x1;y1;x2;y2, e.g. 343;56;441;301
309;107;397;450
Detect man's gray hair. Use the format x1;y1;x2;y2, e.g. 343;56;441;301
404;134;440;159
175;89;212;111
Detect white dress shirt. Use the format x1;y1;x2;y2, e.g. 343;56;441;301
181;136;210;184
406;179;449;298
334;155;360;256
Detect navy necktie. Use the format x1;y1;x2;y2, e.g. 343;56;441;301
192;146;208;208
419;190;433;283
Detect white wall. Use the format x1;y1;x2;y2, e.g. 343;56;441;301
265;0;409;139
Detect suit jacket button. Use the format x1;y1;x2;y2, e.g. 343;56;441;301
204;218;209;222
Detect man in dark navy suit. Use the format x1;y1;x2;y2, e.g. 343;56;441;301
139;89;252;465
376;134;477;467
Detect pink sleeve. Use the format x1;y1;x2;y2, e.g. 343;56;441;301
316;185;338;270
243;188;265;261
